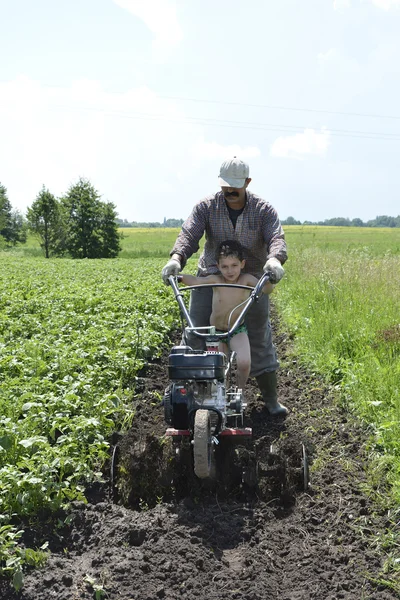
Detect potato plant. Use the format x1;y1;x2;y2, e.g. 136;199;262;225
0;255;178;581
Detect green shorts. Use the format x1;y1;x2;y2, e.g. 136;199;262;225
216;323;248;345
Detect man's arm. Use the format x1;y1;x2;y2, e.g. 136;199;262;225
162;200;210;283
170;200;210;269
261;205;287;265
260;204;287;282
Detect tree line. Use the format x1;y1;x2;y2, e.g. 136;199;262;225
282;215;400;228
0;178;121;258
120;215;400;229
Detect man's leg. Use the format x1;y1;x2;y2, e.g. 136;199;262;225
184;286;213;350
245;295;288;415
245;294;278;376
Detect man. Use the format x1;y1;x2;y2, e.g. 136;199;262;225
161;156;288;415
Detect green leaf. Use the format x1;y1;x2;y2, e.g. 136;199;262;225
0;435;13;450
21;402;41;412
18;436;47;448
13;569;23;592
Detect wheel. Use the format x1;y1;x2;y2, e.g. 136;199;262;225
193;409;212;479
163;387;172;425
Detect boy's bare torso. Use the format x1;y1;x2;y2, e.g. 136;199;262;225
210;274;253;331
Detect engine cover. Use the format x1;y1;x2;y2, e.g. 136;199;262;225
168;348;226;381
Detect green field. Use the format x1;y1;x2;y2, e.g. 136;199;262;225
275;226;400;502
0;255;178;584
0;225;399;585
284;224;400;256
10;225;400;259
119;228;183;258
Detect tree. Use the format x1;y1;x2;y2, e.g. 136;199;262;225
8;211;27;245
282;216;301;226
0;184;27;246
0;183;13;243
99;202;122;258
324;217;351;227
164;218;184;227
372;215;397;228
61;178;121;258
27;186;64;258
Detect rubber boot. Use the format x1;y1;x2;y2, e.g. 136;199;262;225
256;371;288;416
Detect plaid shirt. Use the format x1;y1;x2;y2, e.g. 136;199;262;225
171;190;287;277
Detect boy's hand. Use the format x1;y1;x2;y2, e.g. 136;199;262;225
161;258;181;284
263;257;285;283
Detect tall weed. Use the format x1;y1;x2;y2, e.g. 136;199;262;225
275;245;400;500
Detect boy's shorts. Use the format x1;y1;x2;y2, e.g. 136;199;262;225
216;323;248;345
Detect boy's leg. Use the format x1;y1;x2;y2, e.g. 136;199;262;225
218;341;229;356
230;332;251;391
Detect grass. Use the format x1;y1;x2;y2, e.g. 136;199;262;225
284;225;400;257
119;227;183;258
273;226;400;587
5;228;201;260
274;229;400;504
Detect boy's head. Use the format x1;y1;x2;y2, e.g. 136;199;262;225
216;240;245;281
216;240;244;262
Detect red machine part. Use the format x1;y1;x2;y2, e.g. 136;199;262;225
165;427;252;437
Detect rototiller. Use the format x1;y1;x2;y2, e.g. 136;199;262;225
163;273;310;487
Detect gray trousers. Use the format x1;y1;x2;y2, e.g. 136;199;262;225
186;287;279;377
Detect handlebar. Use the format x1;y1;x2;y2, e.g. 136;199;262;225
168;272;271;341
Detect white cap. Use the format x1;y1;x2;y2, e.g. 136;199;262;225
218;156;249;188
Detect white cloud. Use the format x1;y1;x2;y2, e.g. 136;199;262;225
333;0;351;10
0;76;195;219
318;47;361;75
112;0;183;47
191;139;261;161
368;0;400;8
270;129;331;159
318;47;340;66
1;77;270;221
334;0;400;10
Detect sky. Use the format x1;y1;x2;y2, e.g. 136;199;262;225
1;0;400;223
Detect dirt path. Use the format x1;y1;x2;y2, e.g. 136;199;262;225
1;321;397;600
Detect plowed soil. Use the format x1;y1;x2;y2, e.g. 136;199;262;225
1;319;398;600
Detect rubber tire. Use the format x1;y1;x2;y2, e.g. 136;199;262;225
164;388;173;425
193;409;212;479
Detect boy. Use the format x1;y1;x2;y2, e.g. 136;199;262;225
180;240;274;393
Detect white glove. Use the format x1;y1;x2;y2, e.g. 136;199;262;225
161;258;181;284
263;257;285;283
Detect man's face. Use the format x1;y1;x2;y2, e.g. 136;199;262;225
221;178;251;206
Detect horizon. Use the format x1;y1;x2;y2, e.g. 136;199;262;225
116;213;399;224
